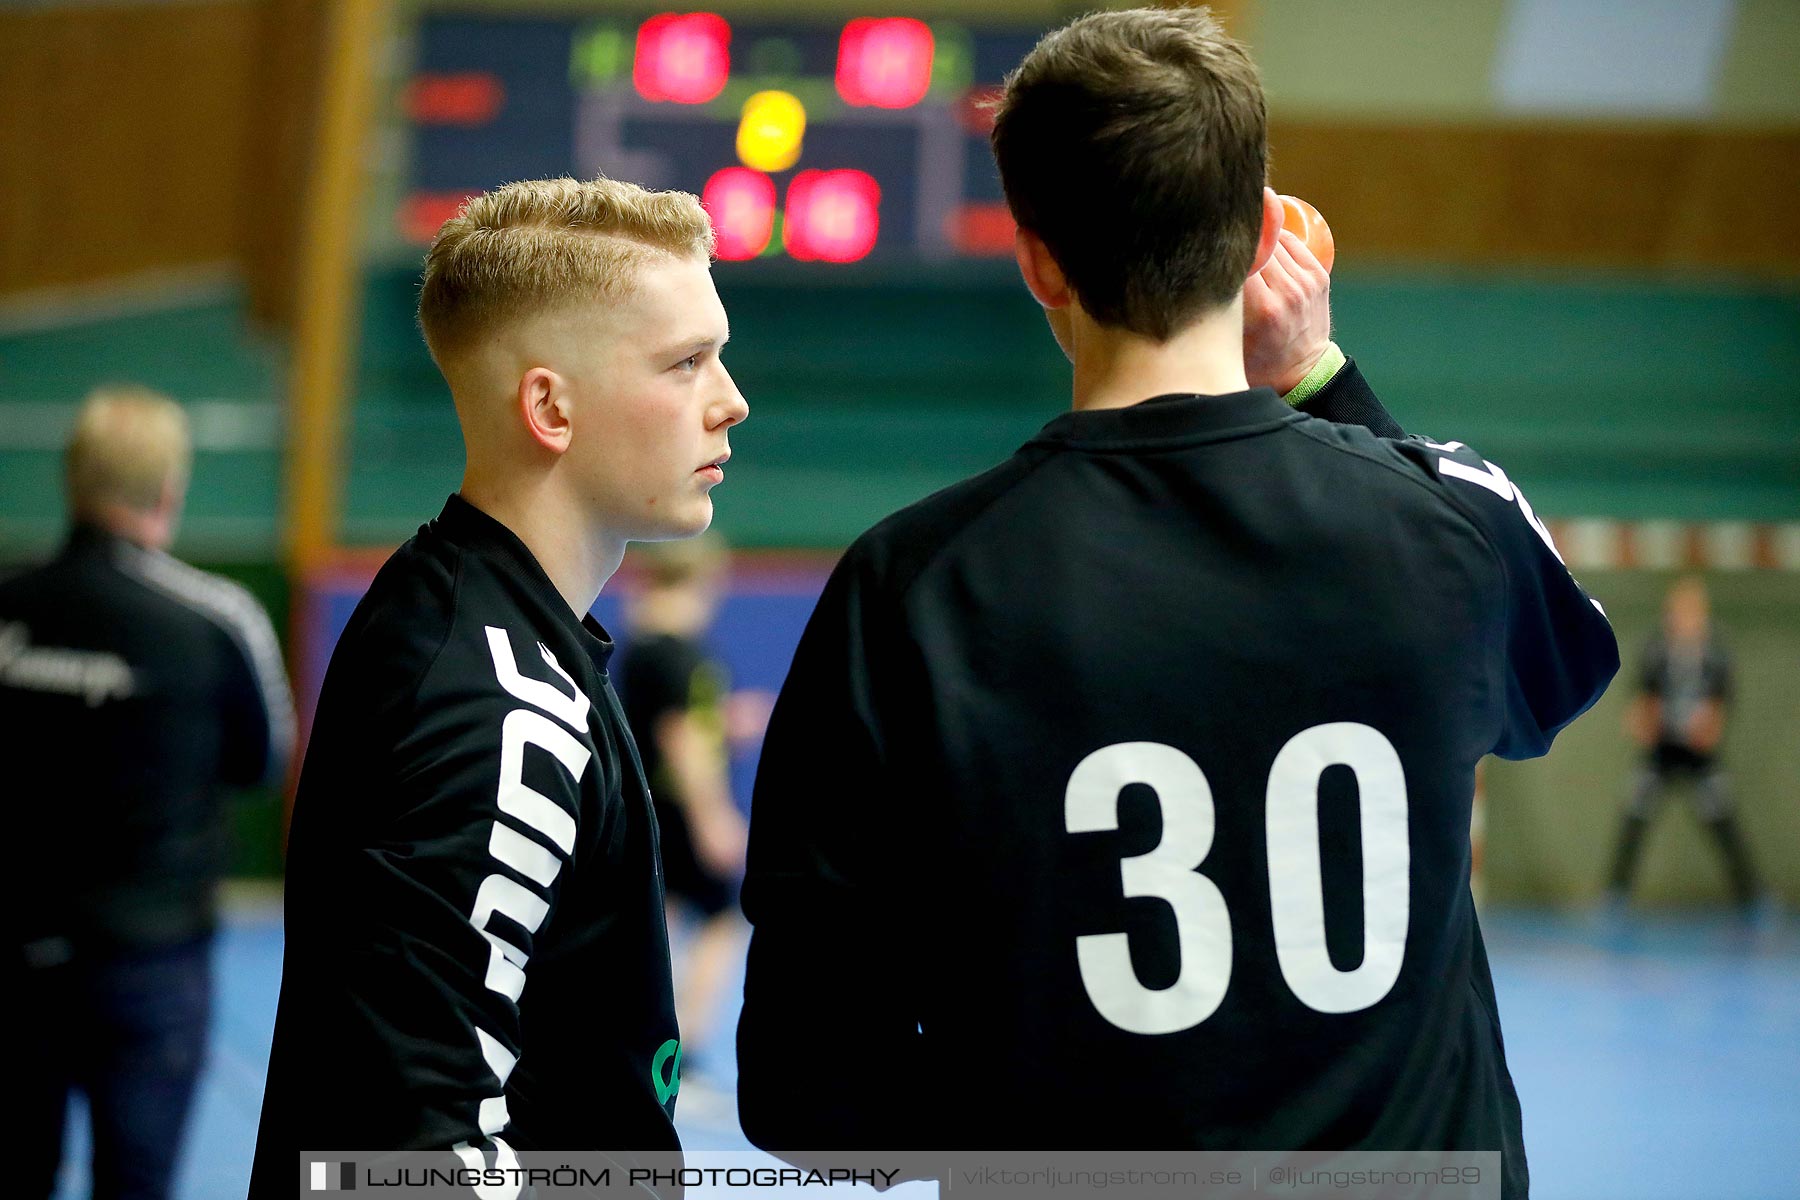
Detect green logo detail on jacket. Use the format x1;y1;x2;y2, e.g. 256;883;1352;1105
653;1038;682;1105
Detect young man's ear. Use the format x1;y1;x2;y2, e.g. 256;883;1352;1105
1248;186;1284;277
1014;228;1073;311
518;367;573;455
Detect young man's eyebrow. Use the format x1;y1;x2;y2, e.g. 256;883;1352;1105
658;332;730;360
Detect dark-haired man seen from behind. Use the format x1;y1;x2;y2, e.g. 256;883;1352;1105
8;387;294;1200
737;10;1619;1198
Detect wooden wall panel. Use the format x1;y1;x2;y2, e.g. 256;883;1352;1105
1268;122;1800;275
1663;131;1800;271
0;3;262;294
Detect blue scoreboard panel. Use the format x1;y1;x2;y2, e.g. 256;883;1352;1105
400;11;1048;263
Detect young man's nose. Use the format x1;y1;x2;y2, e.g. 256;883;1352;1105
712;372;749;428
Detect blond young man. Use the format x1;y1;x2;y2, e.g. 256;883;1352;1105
6;388;293;1200
738;10;1617;1197
250;177;745;1195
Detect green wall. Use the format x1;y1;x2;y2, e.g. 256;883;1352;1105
5;267;1795;555
343;265;1800;548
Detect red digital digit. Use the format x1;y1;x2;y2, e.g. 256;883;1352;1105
703;168;778;261
785;170;881;264
404;73;506;126
634;12;732;104
836;17;934;109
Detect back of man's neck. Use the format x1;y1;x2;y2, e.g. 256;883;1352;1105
1069;305;1250;412
85;505;168;550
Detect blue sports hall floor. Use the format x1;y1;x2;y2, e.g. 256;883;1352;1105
52;899;1800;1200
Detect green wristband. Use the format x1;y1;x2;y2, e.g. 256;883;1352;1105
1281;341;1346;408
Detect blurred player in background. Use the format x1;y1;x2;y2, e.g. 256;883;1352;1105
737;10;1618;1198
6;387;293;1200
618;534;759;1079
251;177;745;1197
1607;575;1761;910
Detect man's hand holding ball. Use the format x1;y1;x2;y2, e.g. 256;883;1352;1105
1244;189;1336;397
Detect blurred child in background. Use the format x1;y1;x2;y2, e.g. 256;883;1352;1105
619;534;762;1083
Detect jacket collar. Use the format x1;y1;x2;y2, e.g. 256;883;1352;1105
1030;388;1299;450
64;522;131;557
432;494;617;671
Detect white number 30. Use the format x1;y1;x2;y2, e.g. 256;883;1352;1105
1064;724;1410;1034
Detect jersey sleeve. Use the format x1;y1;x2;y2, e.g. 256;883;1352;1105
332;626;588;1161
199;576;295;788
737;548;929;1150
1294;357;1409;438
1411;440;1621;759
210;579;298;788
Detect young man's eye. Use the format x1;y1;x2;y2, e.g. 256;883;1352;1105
678;354;701;371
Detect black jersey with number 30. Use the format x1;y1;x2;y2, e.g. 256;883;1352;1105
737;365;1617;1200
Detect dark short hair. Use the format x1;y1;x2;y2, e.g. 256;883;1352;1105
991;7;1268;340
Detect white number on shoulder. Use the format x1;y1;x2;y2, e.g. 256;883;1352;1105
1421;440;1562;563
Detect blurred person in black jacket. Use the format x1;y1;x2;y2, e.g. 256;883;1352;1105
5;387;294;1200
1607;575;1761;909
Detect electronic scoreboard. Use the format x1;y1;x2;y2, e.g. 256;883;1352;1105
399;11;1051;264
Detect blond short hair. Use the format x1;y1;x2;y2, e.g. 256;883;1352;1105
65;386;191;518
418;176;716;364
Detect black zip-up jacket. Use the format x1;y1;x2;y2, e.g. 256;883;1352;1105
250;496;678;1198
2;525;293;954
738;364;1619;1200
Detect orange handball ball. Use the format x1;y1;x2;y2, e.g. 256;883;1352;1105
1279;194;1335;272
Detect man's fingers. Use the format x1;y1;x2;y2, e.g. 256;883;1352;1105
1257;237;1296;287
1276;228;1327;282
1271;237;1306;282
1266;242;1312;306
1260;231;1324;299
1271;238;1330;316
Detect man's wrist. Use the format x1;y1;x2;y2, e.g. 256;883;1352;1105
1279;341;1346;407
